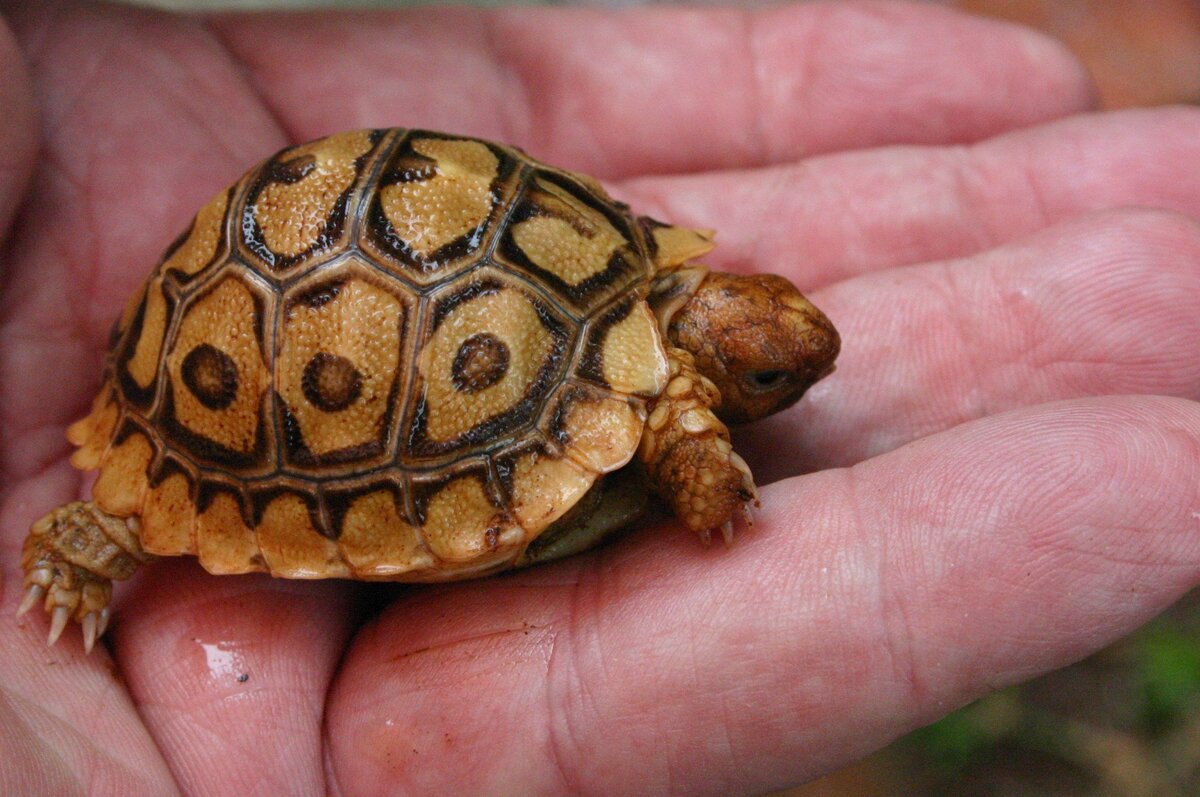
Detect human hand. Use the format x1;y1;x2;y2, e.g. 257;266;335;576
1;2;1198;795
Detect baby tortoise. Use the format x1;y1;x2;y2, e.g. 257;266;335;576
18;129;839;652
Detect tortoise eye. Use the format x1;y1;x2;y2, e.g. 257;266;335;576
746;370;789;391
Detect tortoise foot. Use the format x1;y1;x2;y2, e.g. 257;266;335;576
639;347;760;544
19;502;149;653
18;563;112;651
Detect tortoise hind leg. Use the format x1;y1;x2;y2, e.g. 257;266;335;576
18;502;151;653
638;346;758;545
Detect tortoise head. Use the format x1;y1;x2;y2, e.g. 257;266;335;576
665;272;840;424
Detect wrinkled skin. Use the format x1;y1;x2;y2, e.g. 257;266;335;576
2;2;1200;795
667;271;841;423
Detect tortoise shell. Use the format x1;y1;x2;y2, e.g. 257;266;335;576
68;129;673;581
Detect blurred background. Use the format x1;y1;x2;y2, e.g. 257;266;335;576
120;0;1200;794
130;0;1200;110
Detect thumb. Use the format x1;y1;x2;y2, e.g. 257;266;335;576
0;14;35;250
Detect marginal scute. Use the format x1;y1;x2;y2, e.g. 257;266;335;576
278;275;405;461
196;492;265;575
646;222;715;269
166;277;271;456
420;475;522;562
92;432;153;517
140;472;196;556
506;448;596;532
338;490;435;577
256;493;349;578
553;386;646;473
68;395;119;471
588;300;669;397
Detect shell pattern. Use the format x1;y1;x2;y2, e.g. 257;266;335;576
70;129;670;580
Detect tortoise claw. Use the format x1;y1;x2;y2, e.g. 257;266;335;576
81;611;100;654
720;520;735;548
17;584;45;617
47;606;70;647
20;502;146;653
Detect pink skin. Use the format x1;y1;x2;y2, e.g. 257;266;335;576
1;2;1199;796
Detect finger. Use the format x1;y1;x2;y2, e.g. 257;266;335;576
620;106;1200;288
740;208;1200;481
0;12;37;478
0;8;359;791
0;464;180;796
0;23;173;795
0;0;285;481
324;396;1200;796
208;1;1094;178
110;561;358;797
0;14;35;249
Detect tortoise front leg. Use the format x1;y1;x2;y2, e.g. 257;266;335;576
18;502;151;652
638;346;758;545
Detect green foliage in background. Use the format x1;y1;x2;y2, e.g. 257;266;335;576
903;594;1200;796
1136;621;1200;733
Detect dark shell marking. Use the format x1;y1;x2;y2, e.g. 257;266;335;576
302;352;363;412
451;333;510;393
181;344;239;410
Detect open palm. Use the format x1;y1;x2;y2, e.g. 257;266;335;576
2;2;1199;795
